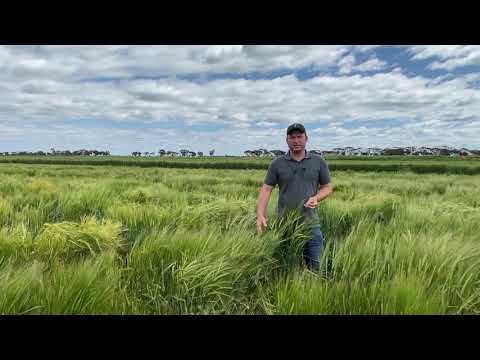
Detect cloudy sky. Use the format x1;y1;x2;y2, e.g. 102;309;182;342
1;45;479;155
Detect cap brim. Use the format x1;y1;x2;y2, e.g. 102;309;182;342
287;128;305;134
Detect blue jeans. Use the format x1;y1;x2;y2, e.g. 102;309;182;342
303;226;325;272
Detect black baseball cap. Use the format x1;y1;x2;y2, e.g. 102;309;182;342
287;123;306;135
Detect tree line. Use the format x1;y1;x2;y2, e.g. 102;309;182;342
244;149;324;157
0;148;110;156
244;146;480;157
132;149;215;157
2;146;478;158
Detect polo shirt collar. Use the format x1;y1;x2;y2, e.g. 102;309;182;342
285;150;310;160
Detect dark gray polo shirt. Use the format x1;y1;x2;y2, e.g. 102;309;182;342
264;150;331;225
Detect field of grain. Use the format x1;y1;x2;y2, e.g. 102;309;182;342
2;155;480;174
1;161;479;314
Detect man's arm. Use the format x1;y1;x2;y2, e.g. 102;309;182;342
315;183;333;202
256;184;273;233
304;183;333;209
304;157;332;209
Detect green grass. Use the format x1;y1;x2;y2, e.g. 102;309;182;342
1;155;480;174
34;216;125;263
0;162;479;314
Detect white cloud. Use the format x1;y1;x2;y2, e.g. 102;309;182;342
408;45;480;70
0;45;480;154
353;57;387;72
256;121;277;128
338;54;387;74
0;45;351;83
352;45;384;52
338;55;356;74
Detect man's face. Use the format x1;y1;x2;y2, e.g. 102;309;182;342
286;131;307;152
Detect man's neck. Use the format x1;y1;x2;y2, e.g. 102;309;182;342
289;149;306;161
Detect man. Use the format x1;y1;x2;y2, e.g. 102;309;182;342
256;123;333;272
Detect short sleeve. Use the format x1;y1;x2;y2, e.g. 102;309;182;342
319;159;331;185
264;161;279;186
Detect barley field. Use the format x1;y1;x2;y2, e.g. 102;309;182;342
2;155;480;174
1;161;479;314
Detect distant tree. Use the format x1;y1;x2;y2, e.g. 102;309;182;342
270;150;286;157
197;152;203;157
189;151;196;157
382;148;407;156
256;148;270;156
158;149;166;157
209;149;215;156
180;149;190;157
439;148;452;156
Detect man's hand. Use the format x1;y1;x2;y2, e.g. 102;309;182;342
304;195;319;209
256;214;267;234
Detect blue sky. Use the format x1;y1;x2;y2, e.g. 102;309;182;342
0;45;479;155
